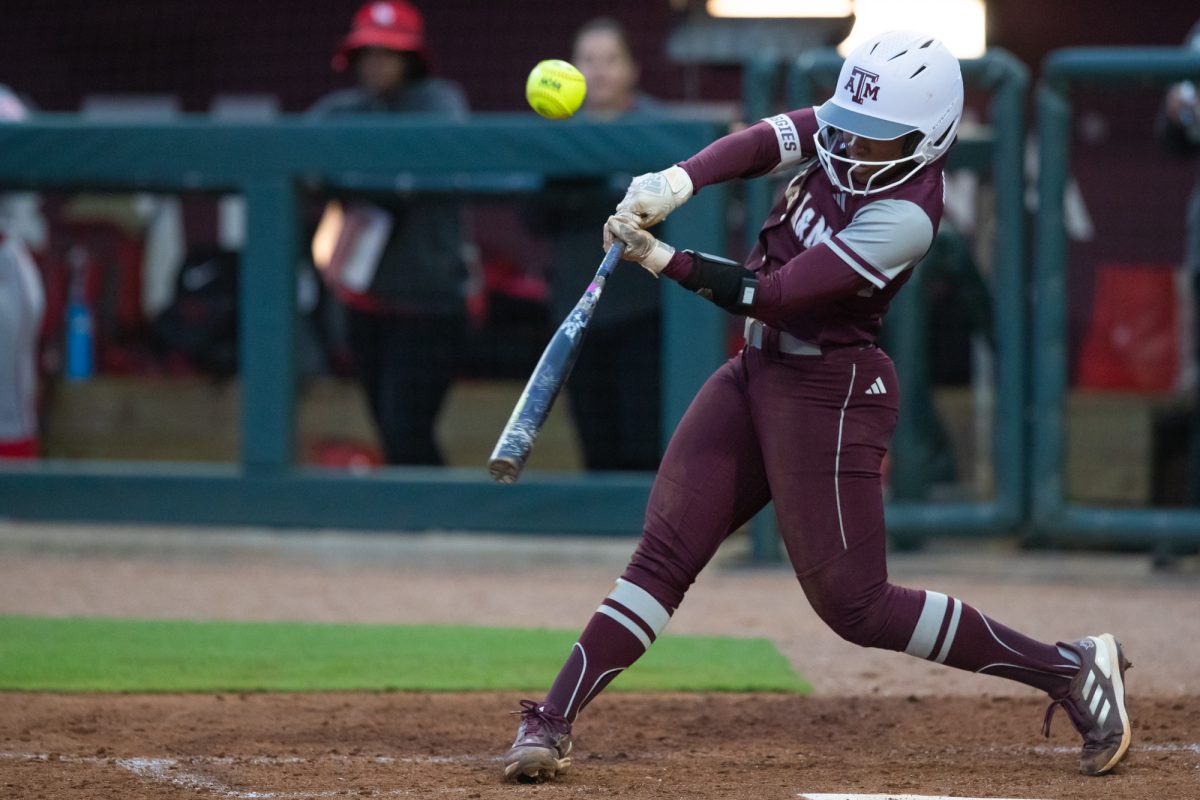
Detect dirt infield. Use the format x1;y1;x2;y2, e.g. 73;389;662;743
2;693;1197;799
1;522;1198;798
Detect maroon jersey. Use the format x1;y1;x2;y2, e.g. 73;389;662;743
666;108;946;348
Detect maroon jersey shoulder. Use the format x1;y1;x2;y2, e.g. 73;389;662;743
748;160;947;347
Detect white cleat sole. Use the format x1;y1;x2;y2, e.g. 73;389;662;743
1088;633;1131;775
502;745;572;783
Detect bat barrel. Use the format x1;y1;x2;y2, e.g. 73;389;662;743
486;243;623;483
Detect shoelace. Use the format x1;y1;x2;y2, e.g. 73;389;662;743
1042;698;1067;738
1042;694;1095;739
511;699;567;739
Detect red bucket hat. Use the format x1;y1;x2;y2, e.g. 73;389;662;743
332;1;430;72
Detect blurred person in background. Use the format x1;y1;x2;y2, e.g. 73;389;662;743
1158;19;1200;502
525;17;664;471
0;86;45;459
309;0;470;466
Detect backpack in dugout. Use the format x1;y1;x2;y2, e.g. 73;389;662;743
152;249;239;376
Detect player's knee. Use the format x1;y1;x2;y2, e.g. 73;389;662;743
622;531;699;611
819;606;889;648
801;575;894;649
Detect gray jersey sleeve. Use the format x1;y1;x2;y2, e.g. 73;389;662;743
824;198;934;288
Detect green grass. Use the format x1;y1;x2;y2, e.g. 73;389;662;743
0;616;809;694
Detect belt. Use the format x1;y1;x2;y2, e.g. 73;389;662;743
744;318;822;356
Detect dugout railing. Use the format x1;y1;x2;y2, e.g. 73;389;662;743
741;49;1030;559
0;116;728;534
1032;48;1200;547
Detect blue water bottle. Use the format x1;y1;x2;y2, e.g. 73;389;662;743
65;246;94;381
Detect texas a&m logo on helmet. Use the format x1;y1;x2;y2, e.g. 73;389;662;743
844;66;880;104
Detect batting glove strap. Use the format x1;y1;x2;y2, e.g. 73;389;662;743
605;214;676;276
678;250;759;314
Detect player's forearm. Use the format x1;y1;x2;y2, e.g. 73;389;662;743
660;250;757;313
676;122;786;192
677;109;815;192
749;247;870;319
661;244;868;319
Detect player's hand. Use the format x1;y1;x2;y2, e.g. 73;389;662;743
614;165;693;228
604;214;675;276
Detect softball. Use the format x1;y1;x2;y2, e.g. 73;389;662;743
525;59;586;120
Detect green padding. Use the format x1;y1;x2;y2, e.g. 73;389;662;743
0;116;721;190
0;616;810;694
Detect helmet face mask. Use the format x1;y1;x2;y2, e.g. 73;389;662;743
814;125;932;196
813;31;964;196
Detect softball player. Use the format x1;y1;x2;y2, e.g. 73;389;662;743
504;31;1131;783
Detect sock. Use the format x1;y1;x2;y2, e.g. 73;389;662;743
544;579;672;722
1057;644;1081;666
902;591;1078;695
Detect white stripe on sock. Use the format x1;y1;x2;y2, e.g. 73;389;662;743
905;590;948;659
976;661;1076;678
977;609;1024;656
609;578;670;635
563;642;587;720
933;597;962;664
579;667;624;711
597;605;651;650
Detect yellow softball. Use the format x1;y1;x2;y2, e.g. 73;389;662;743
525;60;587;120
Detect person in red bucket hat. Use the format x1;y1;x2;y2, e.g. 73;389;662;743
331;0;431;76
308;2;472;466
321;0;454;110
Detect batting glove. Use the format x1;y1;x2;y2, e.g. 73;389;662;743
615;165;693;228
604;214;675;276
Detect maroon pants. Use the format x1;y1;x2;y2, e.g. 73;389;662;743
621;343;1074;689
628;343;896;600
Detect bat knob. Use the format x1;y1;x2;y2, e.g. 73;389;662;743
488;458;521;484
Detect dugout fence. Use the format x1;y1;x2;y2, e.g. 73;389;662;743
5;49;1200;551
0;116;727;534
1032;47;1200;547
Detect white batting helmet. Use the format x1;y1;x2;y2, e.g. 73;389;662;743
814;31;964;195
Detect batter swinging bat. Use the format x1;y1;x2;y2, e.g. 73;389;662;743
488;242;625;483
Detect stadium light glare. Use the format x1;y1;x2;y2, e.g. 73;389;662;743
838;0;987;58
706;0;853;18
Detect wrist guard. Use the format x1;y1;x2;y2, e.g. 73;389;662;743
678;250;759;313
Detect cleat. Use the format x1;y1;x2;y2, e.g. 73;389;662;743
502;700;573;783
1043;633;1133;776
